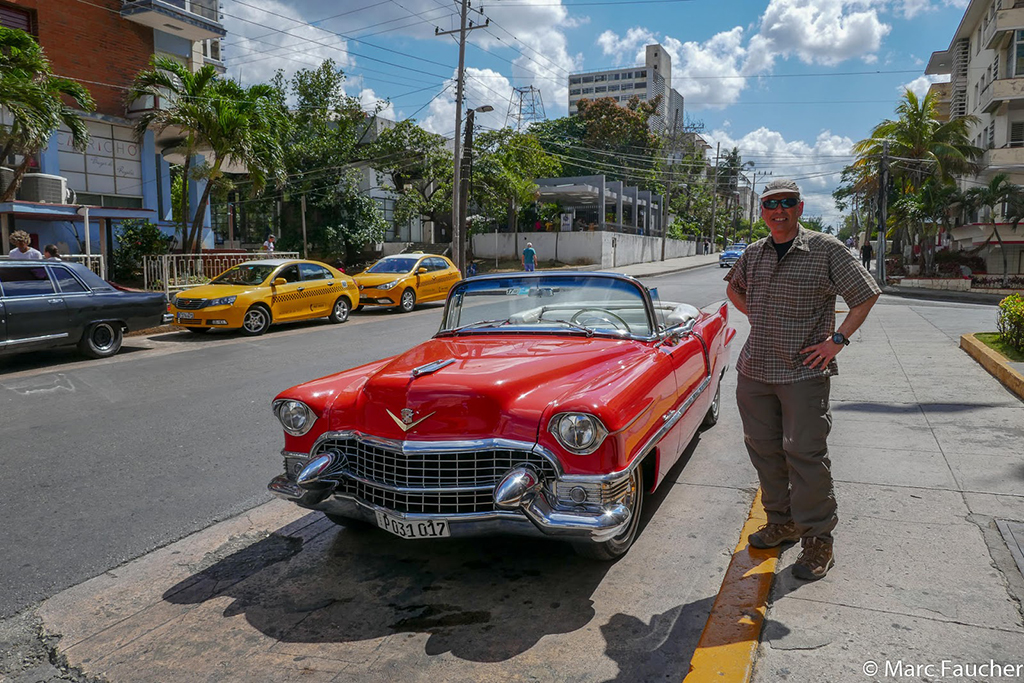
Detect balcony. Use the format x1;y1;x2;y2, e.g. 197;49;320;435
985;6;1024;50
979;77;1024;113
983;145;1024;170
120;0;225;42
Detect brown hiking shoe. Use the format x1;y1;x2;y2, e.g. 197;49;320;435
792;537;835;581
748;521;800;549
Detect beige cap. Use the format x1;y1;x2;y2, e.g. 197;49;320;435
760;178;801;199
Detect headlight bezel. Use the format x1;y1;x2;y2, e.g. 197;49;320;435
377;279;400;290
548;412;609;455
208;295;237;307
273;399;317;436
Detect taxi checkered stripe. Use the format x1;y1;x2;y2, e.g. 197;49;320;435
272;285;334;304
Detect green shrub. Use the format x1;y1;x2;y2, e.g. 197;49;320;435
112;219;173;282
997;293;1024;353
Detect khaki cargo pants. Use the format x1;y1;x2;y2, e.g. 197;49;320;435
736;373;837;541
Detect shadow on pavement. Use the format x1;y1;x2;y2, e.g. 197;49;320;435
833;401;1008;414
159;435;706;667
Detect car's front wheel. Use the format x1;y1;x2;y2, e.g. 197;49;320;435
241;305;271;336
572;467;644;561
398;288;416;313
78;321;124;359
328;296;351;324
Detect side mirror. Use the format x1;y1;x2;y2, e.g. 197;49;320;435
273;277;287;286
418;267;428;274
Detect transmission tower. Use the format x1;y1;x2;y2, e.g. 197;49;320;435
506;86;546;130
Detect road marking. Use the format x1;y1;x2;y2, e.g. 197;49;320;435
683;489;781;683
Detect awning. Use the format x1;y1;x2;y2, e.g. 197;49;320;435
0;200;156;221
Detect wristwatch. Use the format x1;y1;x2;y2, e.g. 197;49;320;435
832;332;850;346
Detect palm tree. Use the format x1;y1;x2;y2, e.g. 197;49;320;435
852;89;983;256
966;173;1024;287
127;57;221;250
0;27;94;202
183;80;286;252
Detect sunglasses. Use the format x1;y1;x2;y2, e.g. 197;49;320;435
761;197;800;210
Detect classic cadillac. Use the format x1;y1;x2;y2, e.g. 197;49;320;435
268;271;734;559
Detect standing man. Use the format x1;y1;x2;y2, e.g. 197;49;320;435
8;230;43;260
860;240;873;271
724;179;880;582
522;241;537;272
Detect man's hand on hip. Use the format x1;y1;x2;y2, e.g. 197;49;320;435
800;339;843;369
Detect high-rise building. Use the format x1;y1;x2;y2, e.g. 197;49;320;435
1;0;226;263
567;44;685;135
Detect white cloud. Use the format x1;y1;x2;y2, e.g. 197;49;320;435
899;74;950;99
707;126;857;226
664;30;757;110
358;88;395;119
596;27;658;64
755;0;891;66
420;68;512;136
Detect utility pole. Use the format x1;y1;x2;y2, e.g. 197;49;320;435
876;140;889;285
458;109;476;274
300;194;308;259
708;142;721;253
436;1;488;274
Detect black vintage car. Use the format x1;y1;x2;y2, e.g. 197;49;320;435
0;261;171;359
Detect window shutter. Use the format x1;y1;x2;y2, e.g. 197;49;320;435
1010;122;1024;147
0;5;31;32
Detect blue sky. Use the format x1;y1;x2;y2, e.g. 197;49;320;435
219;0;971;224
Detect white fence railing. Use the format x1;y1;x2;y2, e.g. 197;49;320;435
143;252;300;295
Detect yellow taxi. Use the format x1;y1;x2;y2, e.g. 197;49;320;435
352;253;461;313
169;259;357;336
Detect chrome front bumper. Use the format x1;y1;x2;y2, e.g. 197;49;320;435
268;464;633;543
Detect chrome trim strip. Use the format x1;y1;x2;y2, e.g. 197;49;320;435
6;332;69;346
634;375;711;458
339;470;494;494
411;358;455;377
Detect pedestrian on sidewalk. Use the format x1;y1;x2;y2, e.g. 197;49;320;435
8;230;42;260
522;242;537;272
724;178;881;581
860;241;873;271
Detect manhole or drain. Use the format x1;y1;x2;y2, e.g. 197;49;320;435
997;520;1024;578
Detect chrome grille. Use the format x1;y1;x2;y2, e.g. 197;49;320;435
174;298;207;310
310;437;558;514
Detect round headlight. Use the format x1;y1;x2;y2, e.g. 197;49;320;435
275;400;315;436
551;413;608;455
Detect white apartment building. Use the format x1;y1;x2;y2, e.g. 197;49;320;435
568;44;686;135
927;0;1024;272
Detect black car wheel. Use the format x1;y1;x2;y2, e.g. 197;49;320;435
241;305;271;336
329;297;351;324
78;322;124;359
399;288;416;313
186;326;211;334
572;467;644;561
701;382;721;429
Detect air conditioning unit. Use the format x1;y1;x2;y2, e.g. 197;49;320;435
0;167;13;196
19;173;68;204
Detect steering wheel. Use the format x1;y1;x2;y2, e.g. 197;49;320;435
570;308;631;333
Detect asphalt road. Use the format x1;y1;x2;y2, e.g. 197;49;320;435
0;265;732;619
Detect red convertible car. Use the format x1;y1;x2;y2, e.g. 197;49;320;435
269;272;734;559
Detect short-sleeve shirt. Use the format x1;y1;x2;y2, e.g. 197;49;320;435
9;247;43;260
724;226;881;384
522;247;536;266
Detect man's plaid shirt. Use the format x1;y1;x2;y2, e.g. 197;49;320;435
724;227;881;384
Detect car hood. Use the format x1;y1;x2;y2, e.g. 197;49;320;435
326;336;653;443
174;283;259;300
353;272;411;287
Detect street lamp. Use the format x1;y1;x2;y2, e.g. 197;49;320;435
455;104;493;275
747;169;772;243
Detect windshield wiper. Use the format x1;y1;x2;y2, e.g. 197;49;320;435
447;318;512;334
547;318;595;337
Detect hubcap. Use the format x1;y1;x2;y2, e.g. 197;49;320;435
245;310;266;332
402;292;414;310
93;324;114;349
335;301;348;320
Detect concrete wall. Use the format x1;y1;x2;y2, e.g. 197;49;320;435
471;231;696;269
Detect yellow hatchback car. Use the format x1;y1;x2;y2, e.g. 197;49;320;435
169;259;357;336
353;253;461;313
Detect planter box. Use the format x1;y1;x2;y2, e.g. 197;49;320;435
900;278;971;291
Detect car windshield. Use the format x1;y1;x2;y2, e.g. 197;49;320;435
366;257;418;274
726;244;745;251
211;264;276;286
441;274;653;337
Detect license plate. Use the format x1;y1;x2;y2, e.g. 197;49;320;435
177;312;194;320
374;511;450;539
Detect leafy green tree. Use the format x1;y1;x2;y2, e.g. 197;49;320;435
0;27;94;201
472;128;561;236
111;219;173;282
128;57;222;248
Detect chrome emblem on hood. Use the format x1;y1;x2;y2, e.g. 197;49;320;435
387;408;435;432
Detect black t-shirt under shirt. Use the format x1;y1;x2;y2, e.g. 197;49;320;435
773;238;794;260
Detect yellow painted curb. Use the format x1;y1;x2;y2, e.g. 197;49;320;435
960;334;1024;402
683;489;781;683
